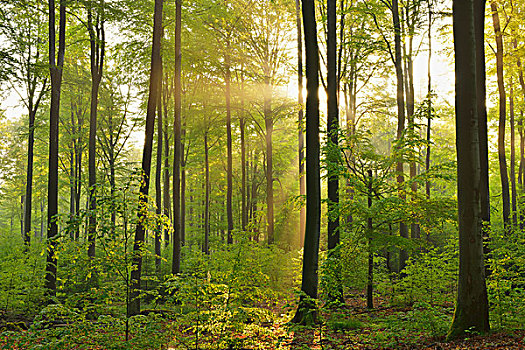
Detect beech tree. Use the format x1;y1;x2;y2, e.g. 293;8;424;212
172;0;182;274
87;0;106;260
448;0;490;338
129;0;163;316
491;1;510;230
45;0;66;297
293;0;321;324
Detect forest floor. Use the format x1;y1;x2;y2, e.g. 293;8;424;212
164;291;524;349
1;292;524;349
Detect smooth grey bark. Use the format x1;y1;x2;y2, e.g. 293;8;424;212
264;76;274;245
476;0;490;226
510;81;517;226
204;132;210;255
87;0;105;260
162;78;171;246
491;1;510;230
425;0;432;200
45;0;66;297
448;0;490;339
129;0;163;316
225;47;234;245
392;0;409;271
366;169;373;309
172;0;182;274
155;66;163;273
327;0;339;251
293;0;321;324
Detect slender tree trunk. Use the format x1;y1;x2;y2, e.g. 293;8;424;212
69;149;75;239
240;117;247;231
491;1;510;230
45;0;66;297
448;0;490;338
251;156;259;242
181;129;186;246
40;199;44;241
129;0;163;317
24;107;38;246
425;0;433;200
392;0;408;271
293;0;321;324
162;84;171;246
155;68;163;273
264;77;274;245
75;147;82;240
404;6;420;240
425;0;432;200
295;0;306;247
475;0;490;227
87;2;105;259
171;0;182;274
240;71;248;232
510;81;517;227
326;0;342;303
225;44;234;245
520;111;525;229
204;132;210;255
327;0;339;250
515;41;525;229
367;169;373;309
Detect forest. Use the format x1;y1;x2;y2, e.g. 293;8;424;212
0;0;524;348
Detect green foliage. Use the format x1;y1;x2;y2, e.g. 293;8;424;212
0;235;45;315
487;226;525;330
327;317;363;331
379;240;459;306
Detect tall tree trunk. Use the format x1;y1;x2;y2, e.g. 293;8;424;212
251;155;259;242
491;1;510;230
75;145;82;240
24;34;47;247
448;0;490;338
162;82;171;246
87;1;105;259
474;0;491;272
40;198;45;241
425;0;432;200
240;72;248;232
392;0;408;271
327;0;339;250
326;0;342;303
171;0;182;274
515;41;525;229
24;109;37;246
225;44;234;245
510;80;517;227
69;148;75;239
404;5;420;240
240;118;247;231
181;129;186;246
293;0;321;324
367;169;373;309
520;110;525;229
204;132;210;255
45;0;66;297
24;98;42;246
295;0;306;247
264;77;274;245
129;0;163;317
476;0;490;227
155;68;163;273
